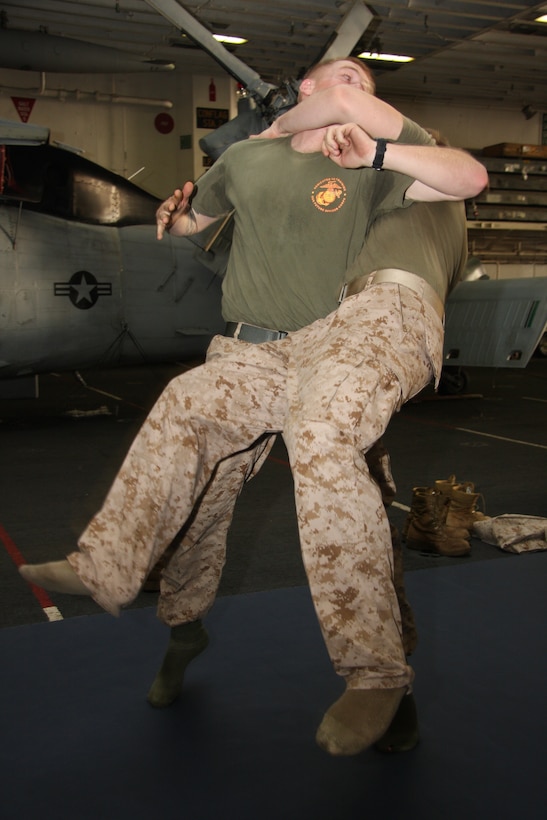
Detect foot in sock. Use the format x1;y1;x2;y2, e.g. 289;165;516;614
147;621;209;708
19;560;91;595
375;691;420;753
316;686;407;756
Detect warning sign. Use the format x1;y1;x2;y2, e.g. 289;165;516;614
11;97;36;123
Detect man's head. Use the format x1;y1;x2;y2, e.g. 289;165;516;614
425;128;450;147
299;57;375;100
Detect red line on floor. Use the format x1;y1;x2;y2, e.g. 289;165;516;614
0;523;56;609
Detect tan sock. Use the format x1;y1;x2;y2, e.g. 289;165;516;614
316;686;407;756
19;560;91;595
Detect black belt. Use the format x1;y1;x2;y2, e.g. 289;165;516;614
224;322;288;343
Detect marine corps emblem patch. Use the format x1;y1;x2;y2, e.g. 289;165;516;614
311;177;347;212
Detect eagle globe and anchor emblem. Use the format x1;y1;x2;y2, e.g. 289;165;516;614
310;177;347;213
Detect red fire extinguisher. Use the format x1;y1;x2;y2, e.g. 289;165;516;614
209;78;216;102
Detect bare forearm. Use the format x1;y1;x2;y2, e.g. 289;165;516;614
322;124;488;200
381;143;488;200
168;208;200;236
271;86;405;139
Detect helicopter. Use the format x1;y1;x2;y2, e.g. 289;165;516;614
0;117;230;398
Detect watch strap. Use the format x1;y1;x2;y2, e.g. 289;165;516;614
372;138;388;170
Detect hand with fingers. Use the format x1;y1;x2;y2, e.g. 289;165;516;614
156;180;195;240
322;123;376;169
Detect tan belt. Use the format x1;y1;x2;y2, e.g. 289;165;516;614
340;268;445;321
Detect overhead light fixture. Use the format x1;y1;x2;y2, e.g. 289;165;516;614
213;34;248;45
534;14;547;23
357;51;414;63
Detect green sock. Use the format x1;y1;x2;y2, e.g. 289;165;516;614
147;621;209;708
375;691;420;753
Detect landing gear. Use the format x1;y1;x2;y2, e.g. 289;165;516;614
438;366;469;395
534;332;547;358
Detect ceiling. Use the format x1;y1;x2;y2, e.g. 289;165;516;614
0;1;546;112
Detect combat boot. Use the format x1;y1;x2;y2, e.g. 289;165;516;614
434;474;457;499
435;478;488;533
403;484;468;541
405;487;470;557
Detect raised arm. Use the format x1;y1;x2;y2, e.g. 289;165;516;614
322;123;488;201
259;85;406;141
156;180;221;240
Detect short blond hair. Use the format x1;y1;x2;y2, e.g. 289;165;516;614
304;57;375;95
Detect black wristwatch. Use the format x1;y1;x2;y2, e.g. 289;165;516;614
372;138;388;171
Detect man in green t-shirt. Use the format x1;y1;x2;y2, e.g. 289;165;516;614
20;58;487;756
146;79;469;753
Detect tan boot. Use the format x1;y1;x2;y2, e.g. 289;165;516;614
403;485;468;541
405;487;471;557
435;479;488;532
434;474;457;499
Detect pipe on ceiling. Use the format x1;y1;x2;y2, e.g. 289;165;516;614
0;72;173;108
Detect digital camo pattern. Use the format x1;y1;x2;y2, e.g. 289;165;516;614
157;432;417;658
68;283;442;689
157;436;275;625
473;514;547;554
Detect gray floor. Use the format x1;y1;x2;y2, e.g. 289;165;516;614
1;355;546;628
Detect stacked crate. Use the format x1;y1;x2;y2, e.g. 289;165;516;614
466;143;547;266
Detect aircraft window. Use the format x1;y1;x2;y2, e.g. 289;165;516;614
42;162;71;217
0;145;46;202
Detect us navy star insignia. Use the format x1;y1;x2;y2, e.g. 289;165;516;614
54;271;112;310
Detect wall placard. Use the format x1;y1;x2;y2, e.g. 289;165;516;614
196;107;229;130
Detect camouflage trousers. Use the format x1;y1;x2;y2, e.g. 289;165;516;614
69;282;442;689
154;435;418;657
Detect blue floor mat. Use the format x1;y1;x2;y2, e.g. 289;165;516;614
1;553;546;820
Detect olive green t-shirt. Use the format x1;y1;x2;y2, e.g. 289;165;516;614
348;199;468;302
399;116;435;147
345;119;467;301
192;136;413;331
